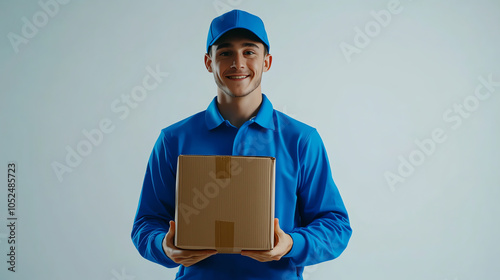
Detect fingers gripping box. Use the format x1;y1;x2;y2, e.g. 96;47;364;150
174;155;275;253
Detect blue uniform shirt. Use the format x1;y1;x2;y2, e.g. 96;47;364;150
131;94;352;279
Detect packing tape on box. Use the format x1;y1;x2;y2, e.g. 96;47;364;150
215;220;234;250
215;156;231;179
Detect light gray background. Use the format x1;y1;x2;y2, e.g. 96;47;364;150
1;0;499;279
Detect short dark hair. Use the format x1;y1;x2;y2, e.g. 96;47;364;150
207;28;269;56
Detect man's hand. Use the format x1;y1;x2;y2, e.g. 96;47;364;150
162;221;217;267
241;218;293;262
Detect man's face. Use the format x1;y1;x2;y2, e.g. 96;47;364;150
205;34;272;98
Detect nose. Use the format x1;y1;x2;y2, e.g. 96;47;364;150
232;53;245;69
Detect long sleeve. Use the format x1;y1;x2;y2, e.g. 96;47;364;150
131;131;179;268
285;129;352;266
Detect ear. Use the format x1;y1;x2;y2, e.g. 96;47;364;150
263;54;272;72
204;53;213;73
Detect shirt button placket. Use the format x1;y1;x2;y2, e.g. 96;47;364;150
232;121;253;156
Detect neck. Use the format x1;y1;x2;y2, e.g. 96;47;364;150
216;91;262;128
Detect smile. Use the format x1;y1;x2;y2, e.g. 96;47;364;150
226;75;249;80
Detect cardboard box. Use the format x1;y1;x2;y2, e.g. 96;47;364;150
174;155;275;253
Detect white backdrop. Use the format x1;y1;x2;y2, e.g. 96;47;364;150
1;1;499;279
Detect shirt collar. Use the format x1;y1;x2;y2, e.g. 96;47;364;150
253;93;275;130
205;93;275;130
205;96;225;130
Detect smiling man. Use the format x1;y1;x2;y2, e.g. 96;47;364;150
205;27;271;128
131;9;352;279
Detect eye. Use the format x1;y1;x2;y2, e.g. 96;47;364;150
219;51;230;56
245;50;256;55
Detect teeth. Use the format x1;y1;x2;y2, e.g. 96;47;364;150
228;76;247;79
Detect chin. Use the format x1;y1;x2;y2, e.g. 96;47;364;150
228;91;252;98
222;87;250;97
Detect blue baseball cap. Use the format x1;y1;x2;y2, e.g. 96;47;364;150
206;9;270;53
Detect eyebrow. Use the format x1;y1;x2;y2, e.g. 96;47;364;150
216;42;260;51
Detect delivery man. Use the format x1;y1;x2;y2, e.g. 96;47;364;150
131;9;352;279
